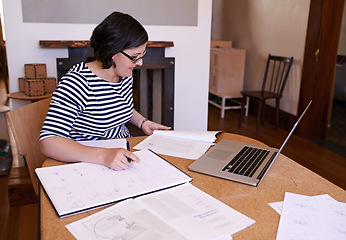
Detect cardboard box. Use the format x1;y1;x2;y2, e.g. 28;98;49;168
211;40;232;48
24;79;44;97
43;77;56;93
209;48;246;95
18;78;25;93
24;64;47;79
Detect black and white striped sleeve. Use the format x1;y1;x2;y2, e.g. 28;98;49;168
39;71;90;141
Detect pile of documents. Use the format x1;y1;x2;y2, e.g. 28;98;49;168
270;192;346;240
35;139;255;239
66;183;255;240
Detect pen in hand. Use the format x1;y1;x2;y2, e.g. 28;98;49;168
126;141;132;163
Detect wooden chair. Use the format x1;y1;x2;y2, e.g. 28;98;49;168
239;54;293;134
6;98;51;195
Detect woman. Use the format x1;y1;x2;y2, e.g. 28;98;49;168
40;12;170;170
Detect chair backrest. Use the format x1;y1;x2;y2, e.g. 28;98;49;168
6;98;51;195
261;54;294;95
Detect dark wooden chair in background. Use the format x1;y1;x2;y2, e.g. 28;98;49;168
239;54;294;134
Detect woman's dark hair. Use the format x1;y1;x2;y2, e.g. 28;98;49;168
90;12;148;69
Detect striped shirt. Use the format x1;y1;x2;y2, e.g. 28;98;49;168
40;62;133;141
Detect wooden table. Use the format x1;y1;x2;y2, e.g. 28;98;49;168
40;132;346;239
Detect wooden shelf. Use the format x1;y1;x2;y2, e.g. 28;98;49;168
39;40;174;48
8;92;52;101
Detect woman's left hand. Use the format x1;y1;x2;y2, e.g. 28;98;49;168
141;120;171;135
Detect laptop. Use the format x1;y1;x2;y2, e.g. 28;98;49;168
188;101;312;186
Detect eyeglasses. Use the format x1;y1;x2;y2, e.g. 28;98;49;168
120;50;147;64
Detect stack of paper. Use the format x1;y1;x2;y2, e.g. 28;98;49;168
134;130;220;159
66;183;255;240
271;192;346;240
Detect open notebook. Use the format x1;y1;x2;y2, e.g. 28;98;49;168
189;101;312;186
35;149;191;217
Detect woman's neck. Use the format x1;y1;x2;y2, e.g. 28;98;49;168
86;60;121;83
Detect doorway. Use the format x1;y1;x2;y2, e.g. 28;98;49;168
297;0;346;157
321;55;346;155
297;0;345;143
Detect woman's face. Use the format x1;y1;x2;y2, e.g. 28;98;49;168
112;43;147;78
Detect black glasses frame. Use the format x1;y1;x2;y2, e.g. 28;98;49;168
120;50;146;64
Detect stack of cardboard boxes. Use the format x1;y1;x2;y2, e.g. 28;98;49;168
18;63;56;96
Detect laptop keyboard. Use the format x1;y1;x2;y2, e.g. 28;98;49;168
222;146;270;177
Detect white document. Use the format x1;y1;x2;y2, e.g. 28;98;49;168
66;183;254;240
35;149;192;217
268;201;284;215
67;199;189;240
276;192;346;240
269;194;336;215
77;138;127;149
134;130;220;159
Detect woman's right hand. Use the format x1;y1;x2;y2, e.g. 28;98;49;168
100;148;141;170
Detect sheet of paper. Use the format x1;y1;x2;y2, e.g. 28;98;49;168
134;131;220;159
318;196;346;240
35;149;191;217
268;201;284;215
77;138;127;149
67;198;233;240
276;192;346;240
269;194;336;215
66;199;189;240
136;183;254;239
153;130;220;143
66;184;249;240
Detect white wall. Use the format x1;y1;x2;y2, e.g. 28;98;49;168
212;0;310;115
3;0;212;131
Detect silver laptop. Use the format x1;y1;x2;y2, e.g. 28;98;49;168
189;101;312;186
